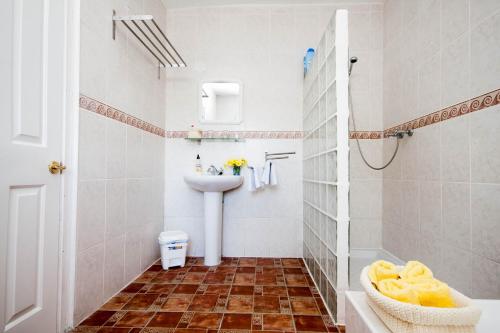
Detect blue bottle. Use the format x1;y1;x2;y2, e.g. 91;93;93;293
303;48;315;76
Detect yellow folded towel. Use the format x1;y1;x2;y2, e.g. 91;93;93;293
377;278;420;305
399;260;433;280
368;260;399;286
405;278;455;308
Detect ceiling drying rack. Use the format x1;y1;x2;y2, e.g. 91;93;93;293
112;10;186;78
265;151;296;161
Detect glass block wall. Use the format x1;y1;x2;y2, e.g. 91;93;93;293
302;10;349;324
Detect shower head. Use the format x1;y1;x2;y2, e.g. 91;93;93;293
349;56;358;76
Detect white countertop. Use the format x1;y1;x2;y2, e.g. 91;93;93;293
346;291;500;333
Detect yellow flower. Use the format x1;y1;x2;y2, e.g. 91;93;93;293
225;158;246;168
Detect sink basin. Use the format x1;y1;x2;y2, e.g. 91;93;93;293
184;174;243;192
184;174;243;266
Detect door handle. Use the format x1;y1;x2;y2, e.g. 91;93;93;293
48;161;66;174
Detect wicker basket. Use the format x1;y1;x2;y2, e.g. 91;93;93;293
360;266;482;333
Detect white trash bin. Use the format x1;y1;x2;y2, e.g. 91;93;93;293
158;230;189;270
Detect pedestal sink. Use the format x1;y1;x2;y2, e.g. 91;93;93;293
184;174;243;266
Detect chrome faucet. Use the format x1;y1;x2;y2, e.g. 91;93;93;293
207;165;223;175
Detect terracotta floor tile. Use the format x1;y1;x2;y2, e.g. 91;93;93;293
189;266;209;273
256;258;275;266
262;267;283;275
182;273;207;284
205;285;231;295
262;286;288;296
282;259;302;267
152;272;181;284
255;274;277;285
96;328;131;333
115;311;154;327
76;257;338;333
238;258;257;267
147;284;177;294
230;285;255;295
188;313;223;329
173;284;199;294
147;264;163;272
203;273;228;284
236;267;256;273
188;294;219;311
254;296;281;313
161;295;193;311
100;294;133;310
287;287;313;297
135;271;160;283
123;293;160;310
147;312;183;327
221;313;252;329
233;273;255;285
215;266;237;274
293;315;327;332
175;329;207;333
285;274;308;287
290;297;321;315
226;295;253;313
283;268;304;275
262;314;294;331
80;310;116;326
122;283;145;293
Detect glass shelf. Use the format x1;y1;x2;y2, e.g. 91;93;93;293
184;137;246;143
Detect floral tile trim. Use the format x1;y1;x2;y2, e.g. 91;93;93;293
79;95;165;137
166;130;304;139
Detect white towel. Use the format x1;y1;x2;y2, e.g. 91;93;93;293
248;166;263;191
261;161;278;186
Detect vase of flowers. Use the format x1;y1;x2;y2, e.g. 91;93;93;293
225;158;247;176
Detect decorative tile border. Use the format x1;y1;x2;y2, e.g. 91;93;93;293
351;88;500;139
79;94;166;137
166;130;304;139
383;88;500;138
349;131;383;139
81;88;499;141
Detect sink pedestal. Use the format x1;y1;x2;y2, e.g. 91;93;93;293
183;174;243;267
203;192;223;266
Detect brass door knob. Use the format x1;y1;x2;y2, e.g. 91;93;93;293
48;161;66;174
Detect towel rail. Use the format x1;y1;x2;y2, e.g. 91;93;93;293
112;11;186;79
265;151;296;161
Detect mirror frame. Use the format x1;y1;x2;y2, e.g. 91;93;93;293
198;80;243;125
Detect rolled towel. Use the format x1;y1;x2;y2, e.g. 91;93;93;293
377;278;420;305
368;260;399;286
399;260;433;280
404;277;455;308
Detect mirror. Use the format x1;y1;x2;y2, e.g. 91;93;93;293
199;81;242;124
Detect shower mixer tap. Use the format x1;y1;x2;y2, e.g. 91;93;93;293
387;129;414;139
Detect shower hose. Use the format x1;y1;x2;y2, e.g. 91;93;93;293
348;83;400;171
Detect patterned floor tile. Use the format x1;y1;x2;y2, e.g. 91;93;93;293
73;257;340;333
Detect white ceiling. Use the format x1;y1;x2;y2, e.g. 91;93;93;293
162;0;383;9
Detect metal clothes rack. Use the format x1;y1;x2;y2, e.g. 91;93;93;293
112;11;186;78
265;151;296;161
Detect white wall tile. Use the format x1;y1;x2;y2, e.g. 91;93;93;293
471;183;500;262
105;179;127;240
77;180;106;252
74;244;104;324
442;182;471;250
79;111;106;180
103;235;125;300
470;11;500;96
470;105;500;184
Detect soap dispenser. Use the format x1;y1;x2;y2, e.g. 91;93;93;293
195;154;203;174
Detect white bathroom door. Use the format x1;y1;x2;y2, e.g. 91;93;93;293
0;0;68;332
